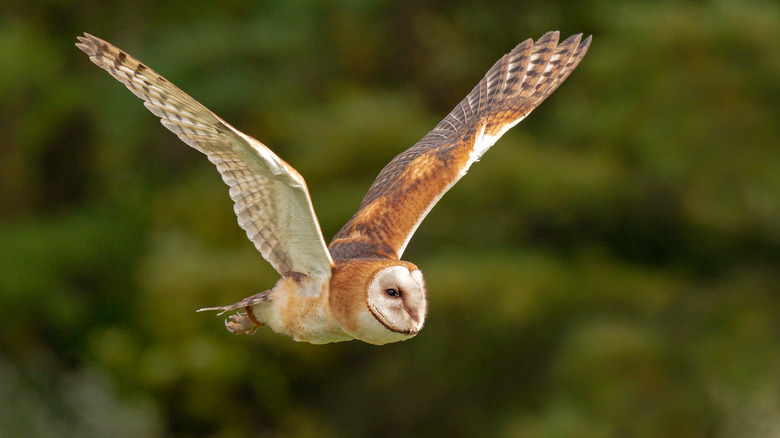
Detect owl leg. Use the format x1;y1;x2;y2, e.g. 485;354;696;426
224;309;262;335
197;290;271;335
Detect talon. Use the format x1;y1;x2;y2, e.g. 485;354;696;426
224;311;262;335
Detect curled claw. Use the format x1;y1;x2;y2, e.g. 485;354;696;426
198;290;271;334
224;308;262;335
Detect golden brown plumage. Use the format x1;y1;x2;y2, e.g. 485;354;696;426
76;31;590;344
330;32;591;261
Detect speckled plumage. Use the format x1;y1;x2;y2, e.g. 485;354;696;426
77;31;590;344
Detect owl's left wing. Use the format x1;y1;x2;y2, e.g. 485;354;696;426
77;33;333;283
329;31;591;260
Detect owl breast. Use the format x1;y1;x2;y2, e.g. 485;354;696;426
252;276;353;344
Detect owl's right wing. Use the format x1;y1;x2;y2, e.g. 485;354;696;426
77;33;333;284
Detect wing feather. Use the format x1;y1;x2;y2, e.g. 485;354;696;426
77;33;333;282
329;31;591;260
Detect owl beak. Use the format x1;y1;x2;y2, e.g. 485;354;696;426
404;302;421;325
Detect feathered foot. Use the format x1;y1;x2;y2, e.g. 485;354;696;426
224;310;261;335
198;290;271;335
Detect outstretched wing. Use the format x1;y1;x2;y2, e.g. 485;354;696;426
329;31;591;260
77;33;333;283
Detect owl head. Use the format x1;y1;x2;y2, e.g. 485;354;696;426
329;259;427;345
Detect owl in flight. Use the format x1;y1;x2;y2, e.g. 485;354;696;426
77;31;590;344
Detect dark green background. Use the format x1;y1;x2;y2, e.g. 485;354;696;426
2;1;779;436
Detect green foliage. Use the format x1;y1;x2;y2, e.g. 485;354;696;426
2;0;780;436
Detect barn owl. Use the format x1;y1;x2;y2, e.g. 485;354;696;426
77;31;590;344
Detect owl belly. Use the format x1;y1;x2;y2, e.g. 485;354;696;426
252;278;353;344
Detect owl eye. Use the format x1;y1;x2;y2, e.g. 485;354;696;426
385;288;400;297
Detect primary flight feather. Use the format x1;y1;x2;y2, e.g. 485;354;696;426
77;31;590;344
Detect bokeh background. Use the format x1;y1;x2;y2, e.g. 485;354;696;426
2;0;780;436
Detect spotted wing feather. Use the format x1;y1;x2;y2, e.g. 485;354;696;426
77;33;333;283
329;31;591;260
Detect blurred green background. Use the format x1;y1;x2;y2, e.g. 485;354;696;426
2;0;780;436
